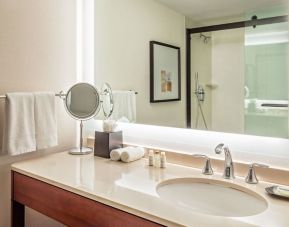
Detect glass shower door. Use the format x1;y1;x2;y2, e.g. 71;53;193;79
244;20;289;138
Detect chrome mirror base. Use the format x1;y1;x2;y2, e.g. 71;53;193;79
69;147;93;155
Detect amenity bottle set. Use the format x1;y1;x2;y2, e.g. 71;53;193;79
148;150;166;168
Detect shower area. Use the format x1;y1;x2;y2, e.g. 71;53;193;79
187;10;289;138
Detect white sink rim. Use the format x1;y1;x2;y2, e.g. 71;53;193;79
156;177;268;217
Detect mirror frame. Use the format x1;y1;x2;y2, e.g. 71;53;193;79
101;82;114;119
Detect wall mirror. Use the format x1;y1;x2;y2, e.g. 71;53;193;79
63;82;113;155
94;2;288;139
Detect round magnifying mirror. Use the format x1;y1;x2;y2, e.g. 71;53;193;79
64;83;100;155
65;83;100;120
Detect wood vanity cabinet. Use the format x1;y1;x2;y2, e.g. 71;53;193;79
11;172;165;227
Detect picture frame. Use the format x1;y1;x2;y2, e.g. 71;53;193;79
150;41;181;103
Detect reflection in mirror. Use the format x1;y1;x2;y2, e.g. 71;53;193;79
190;15;288;138
95;89;137;124
94;1;288;139
245;21;288;138
101;83;114;119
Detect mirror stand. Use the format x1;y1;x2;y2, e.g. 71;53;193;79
69;120;93;155
61;82;113;155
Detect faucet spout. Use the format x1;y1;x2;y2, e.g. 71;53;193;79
224;147;233;166
215;144;235;179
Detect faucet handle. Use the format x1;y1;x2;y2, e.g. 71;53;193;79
215;143;225;154
192;154;214;175
245;163;269;184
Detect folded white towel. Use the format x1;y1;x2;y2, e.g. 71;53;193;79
34;92;58;150
2;93;36;155
110;148;124;161
120;147;145;163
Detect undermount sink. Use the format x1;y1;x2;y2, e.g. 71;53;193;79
156;178;268;217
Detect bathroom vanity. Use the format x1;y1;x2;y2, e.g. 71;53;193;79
12;172;162;227
11;152;289;227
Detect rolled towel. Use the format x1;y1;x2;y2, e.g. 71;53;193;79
120;147;145;163
110;148;124;161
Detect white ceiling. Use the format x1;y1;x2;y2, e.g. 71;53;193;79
155;0;288;22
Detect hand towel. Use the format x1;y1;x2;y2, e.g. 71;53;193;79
34;92;58;150
110;148;124;161
120;146;145;163
2;93;36;155
110;91;136;123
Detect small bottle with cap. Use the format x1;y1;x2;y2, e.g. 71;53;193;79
148;150;154;166
160;152;166;168
154;151;161;168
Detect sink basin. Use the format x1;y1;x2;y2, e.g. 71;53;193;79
157;178;268;217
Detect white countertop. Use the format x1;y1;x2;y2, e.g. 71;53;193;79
11;152;289;227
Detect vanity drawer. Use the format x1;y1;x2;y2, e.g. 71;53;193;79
12;172;164;227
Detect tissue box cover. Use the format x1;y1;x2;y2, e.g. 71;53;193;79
94;131;123;158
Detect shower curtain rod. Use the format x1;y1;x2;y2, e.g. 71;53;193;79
188;15;288;34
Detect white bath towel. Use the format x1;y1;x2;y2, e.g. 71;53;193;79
34;92;58;150
120;146;145;163
2;93;36;155
110;148;124;161
110;91;136;123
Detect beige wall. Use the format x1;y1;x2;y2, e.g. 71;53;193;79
94;0;186;128
0;0;77;226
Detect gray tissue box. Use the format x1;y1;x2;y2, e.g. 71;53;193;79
94;131;123;158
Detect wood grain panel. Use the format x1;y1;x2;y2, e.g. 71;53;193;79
12;172;164;227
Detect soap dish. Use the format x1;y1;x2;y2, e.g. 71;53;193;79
265;186;289;200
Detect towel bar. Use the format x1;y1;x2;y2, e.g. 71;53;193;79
0;93;66;100
0;91;138;100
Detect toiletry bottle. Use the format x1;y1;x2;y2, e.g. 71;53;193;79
154;151;161;168
160;152;166;168
148;150;154;166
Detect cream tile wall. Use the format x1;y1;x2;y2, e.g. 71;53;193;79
0;0;77;226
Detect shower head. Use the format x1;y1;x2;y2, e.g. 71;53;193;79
200;33;211;44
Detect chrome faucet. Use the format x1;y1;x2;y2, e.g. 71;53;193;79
192;154;214;175
215;144;235;179
245;163;269;184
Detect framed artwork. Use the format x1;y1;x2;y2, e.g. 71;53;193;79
150;41;181;103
